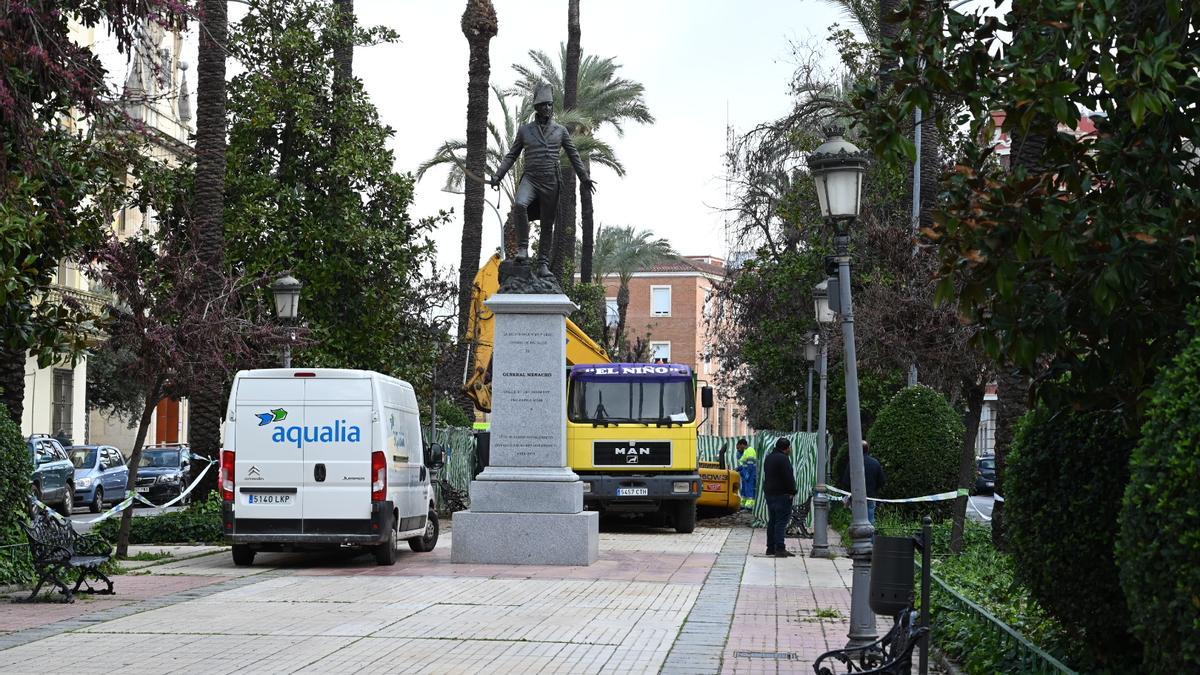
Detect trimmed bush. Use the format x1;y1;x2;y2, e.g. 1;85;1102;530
866;385;963;504
0;405;34;584
94;492;223;545
1118;316;1200;672
1006;406;1140;669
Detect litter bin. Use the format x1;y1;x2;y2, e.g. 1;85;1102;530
870;535;915;616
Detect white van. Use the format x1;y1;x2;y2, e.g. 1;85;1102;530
219;368;443;566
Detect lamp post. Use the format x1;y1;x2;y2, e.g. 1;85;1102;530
809;127;876;646
271;274;302;368
804;332;816;433
810;281;835;559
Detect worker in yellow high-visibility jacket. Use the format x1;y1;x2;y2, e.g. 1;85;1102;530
736;439;758;510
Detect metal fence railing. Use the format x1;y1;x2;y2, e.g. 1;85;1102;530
919;561;1076;674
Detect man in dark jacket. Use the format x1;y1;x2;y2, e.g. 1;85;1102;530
763;437;797;557
863;442;886;525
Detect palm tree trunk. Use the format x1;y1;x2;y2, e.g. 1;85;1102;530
188;0;229;500
991;368;1028;549
0;346;25;424
453;0;497;416
579;156;595;283
552;0;581;283
615;281;630;354
333;0;354;92
878;0;902;91
950;378;985;553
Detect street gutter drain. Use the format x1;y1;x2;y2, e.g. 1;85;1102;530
733;650;800;661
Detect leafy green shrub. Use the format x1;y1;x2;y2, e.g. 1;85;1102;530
866;385;963;506
1118;315;1200;672
0;405;34;584
567;282;608;349
94;492;223;545
1006;406;1140;668
435;398;472;429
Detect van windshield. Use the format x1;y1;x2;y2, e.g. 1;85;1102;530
569;379;695;424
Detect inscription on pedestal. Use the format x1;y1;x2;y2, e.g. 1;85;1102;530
490;314;567;468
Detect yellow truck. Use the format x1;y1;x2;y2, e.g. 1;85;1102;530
463;254;740;530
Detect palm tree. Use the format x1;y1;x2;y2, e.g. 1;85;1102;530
510;46;654;284
417;86;623;257
556;0;582;282
452;0;497;413
187;0;230;497
591;225;676;355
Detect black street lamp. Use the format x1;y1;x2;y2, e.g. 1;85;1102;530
271;274;302;368
809;127;876;646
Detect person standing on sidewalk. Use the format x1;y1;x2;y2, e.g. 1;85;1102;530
736;439;758;511
863;441;886;525
763;437;797;557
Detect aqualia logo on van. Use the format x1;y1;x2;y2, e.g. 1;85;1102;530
257;408;363;448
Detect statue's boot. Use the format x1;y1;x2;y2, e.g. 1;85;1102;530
536;256;554;279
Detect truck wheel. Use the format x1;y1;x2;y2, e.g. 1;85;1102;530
232;544;256;566
375;523;398;565
408;510;439;552
674;501;697;534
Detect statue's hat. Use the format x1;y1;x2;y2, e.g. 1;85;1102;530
533;83;554;106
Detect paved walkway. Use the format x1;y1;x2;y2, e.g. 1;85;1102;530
0;522;864;673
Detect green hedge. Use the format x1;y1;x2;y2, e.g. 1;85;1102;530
0;405;34;585
1006;406;1141;670
94;492;223;545
866;385;963;508
1118;313;1200;672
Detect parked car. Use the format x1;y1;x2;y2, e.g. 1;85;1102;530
974;456;996;494
28;435;74;516
134;444;193;506
68;445;130;513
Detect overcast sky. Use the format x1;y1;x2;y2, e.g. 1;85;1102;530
351;0;847;271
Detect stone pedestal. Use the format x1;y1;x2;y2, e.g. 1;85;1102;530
451;294;599;566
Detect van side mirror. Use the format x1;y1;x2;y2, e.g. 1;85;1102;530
701;386;714;409
426;443;446;468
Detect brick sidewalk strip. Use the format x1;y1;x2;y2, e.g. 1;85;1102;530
661;527;750;674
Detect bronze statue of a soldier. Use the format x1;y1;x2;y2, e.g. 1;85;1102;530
490;83;596;281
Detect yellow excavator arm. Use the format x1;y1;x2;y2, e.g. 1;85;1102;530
463;253;611;412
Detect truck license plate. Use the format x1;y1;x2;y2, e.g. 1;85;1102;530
617;487;648;496
246;494;292;505
703;482;724;492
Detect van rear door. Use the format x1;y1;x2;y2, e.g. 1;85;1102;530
302;378;373;523
234;377;305;525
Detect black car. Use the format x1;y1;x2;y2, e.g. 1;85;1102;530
974;456;996;494
133;445;193;506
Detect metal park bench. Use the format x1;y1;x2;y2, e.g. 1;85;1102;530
19;498;114;602
787;498;813;539
812;608;928;674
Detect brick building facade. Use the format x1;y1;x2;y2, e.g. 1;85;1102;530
598;256;750;437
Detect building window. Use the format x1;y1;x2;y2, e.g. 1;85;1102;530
605;298;619;327
649;341;671;363
650;285;672;317
52;368;74;441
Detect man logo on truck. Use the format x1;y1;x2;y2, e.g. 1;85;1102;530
257;408;362;448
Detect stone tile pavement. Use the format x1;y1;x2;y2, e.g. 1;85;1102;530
0;522;875;673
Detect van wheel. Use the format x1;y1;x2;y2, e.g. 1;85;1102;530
674;501;697;534
408;510;439;552
232;544;256;566
375;524;398;565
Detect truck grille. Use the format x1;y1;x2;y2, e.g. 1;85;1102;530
593;441;672;467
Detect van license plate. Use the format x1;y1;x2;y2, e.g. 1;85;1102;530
617;487;649;497
246;494;292;505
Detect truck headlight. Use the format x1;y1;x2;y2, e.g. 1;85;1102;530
673;481;690;493
581;482;591;493
75;477;93;489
